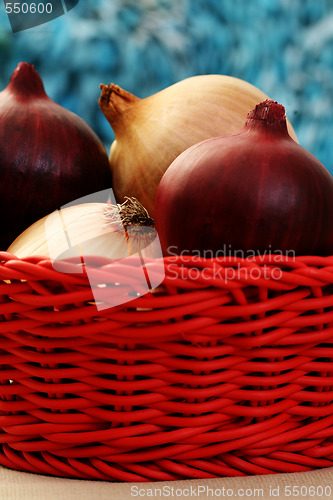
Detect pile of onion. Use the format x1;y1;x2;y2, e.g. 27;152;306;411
155;99;333;257
0;62;111;249
99;75;297;217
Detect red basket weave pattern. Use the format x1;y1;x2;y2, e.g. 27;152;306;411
1;251;333;481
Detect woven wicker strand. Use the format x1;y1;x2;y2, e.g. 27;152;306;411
1;251;333;481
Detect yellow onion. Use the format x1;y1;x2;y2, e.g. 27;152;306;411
8;199;158;261
99;74;297;217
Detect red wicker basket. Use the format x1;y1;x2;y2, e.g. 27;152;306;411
1;250;333;482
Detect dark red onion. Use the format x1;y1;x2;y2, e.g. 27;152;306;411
0;62;111;249
155;99;333;257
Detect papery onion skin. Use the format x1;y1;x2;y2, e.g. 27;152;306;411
8;199;159;261
99;75;297;217
155;100;333;258
0;62;111;249
7;203;107;258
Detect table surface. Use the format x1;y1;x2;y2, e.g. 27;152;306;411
1;465;333;500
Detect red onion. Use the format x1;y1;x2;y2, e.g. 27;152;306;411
0;62;111;249
155;100;333;257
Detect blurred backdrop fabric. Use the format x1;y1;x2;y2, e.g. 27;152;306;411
0;0;332;171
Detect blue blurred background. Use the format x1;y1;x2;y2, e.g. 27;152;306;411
0;0;332;172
